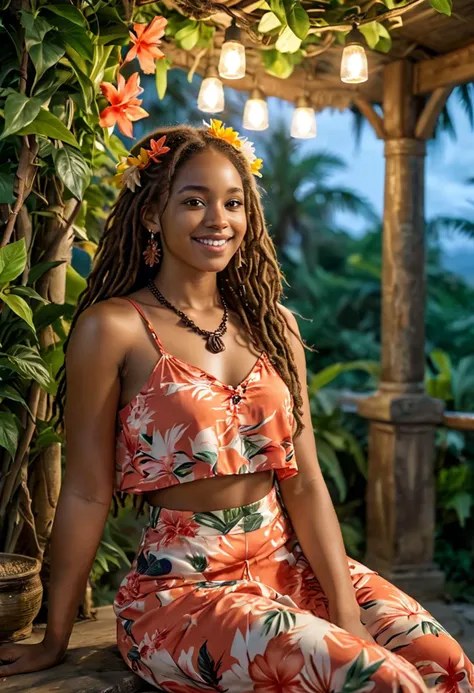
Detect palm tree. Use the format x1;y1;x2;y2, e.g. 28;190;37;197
259;123;378;266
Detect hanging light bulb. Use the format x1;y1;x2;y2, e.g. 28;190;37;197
197;66;225;113
243;87;269;131
218;19;246;80
291;96;317;139
340;25;368;84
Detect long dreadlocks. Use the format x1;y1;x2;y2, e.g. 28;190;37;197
53;124;314;513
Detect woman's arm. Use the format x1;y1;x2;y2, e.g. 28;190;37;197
0;301;126;675
277;304;373;639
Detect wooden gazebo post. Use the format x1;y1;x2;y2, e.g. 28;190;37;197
357;59;446;599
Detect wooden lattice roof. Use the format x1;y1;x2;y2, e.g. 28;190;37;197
162;0;474;109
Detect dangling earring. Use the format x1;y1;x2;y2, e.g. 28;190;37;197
143;229;161;267
236;245;245;269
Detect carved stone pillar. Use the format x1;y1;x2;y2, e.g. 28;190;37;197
357;62;445;600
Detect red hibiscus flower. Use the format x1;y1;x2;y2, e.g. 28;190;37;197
154;510;199;547
249;633;304;693
115;572;142;606
124;16;167;74
99;72;148;138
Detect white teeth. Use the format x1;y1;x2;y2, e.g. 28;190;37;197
195;238;228;246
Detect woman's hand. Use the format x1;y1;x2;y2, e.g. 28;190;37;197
329;605;377;644
0;640;64;677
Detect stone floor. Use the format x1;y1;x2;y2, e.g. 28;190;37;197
1;602;474;692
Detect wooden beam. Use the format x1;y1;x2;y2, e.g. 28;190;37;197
415;87;452;140
443;411;474;432
414;41;474;95
353;96;386;139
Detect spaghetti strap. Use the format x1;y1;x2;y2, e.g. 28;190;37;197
122;297;166;354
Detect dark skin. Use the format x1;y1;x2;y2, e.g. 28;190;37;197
0;150;374;679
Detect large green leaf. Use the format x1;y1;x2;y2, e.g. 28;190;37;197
258;12;282;33
0;346;52;389
46;4;88;27
359;21;379;50
309;360;380;393
20;10;51;42
0;411;20;457
445;491;472;527
28;260;65;285
430;0;452;14
0;384;34;418
51;16;94;62
155;57;169;100
0;239;27;284
66;264;87;304
0;93;42;139
27;34;65;82
286;2;309;40
0;292;35;331
16;108;79;148
53;146;91;200
275;26;301;53
34;302;73;333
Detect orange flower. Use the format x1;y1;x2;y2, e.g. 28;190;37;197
204;119;242;148
148;136;170;162
124;16;168;74
249;633;304;693
99;72;149;138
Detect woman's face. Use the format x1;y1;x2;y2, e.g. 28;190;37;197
158;149;247;272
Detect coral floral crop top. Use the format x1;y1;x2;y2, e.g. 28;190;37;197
115;298;299;494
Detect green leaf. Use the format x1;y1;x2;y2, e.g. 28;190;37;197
10;286;47;304
269;0;286;23
174;20;198;42
65;264;87;304
1;293;35;331
309;360;380;392
275;26;301;53
0;345;52;389
430;0;452;14
0;411;20;457
53;146;91;200
28;260;65;285
262;49;295;78
0;239;27;284
46;5;87;27
50;16;94;62
27;34;65;82
359;22;379;50
286;2;310;40
20;10;51;42
374;22;392;54
317;438;347;502
0;167;15;204
155;57;169;100
0;93;42;139
16;108;79;148
445;491;472;527
0;384;33;418
258;12;282;33
179;27;200;51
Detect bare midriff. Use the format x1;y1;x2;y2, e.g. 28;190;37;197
144;470;275;512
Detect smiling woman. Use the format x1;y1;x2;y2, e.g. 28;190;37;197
0;122;472;692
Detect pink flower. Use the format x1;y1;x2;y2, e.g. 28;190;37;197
249;633;304;693
154;510;199;547
99;72;148;138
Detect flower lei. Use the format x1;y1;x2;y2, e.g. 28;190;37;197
113;120;263;192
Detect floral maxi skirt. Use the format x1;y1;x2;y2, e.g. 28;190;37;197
113;484;474;692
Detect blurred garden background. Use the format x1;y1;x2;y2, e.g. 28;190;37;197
1;0;474;620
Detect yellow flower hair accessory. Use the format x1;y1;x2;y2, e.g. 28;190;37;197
203;119;263;178
112;136;170;192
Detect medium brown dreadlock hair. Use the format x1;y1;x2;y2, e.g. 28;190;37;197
54;124;315;513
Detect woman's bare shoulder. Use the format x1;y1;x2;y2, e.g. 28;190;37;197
69;296;142;367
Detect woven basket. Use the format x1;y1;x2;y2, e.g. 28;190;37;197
0;553;43;643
